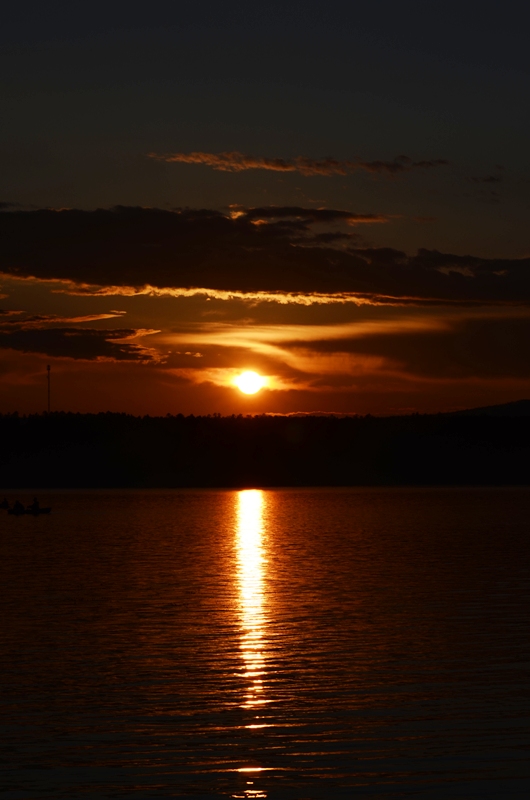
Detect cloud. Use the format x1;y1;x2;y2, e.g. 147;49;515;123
148;150;449;177
470;175;502;184
0;311;126;330
156;310;530;397
230;205;390;225
1;206;530;306
0;309;23;318
278;315;530;381
0;326;160;361
159;317;446;387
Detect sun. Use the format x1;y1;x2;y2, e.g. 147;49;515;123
234;371;267;395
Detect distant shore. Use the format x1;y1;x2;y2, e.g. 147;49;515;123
1;403;529;489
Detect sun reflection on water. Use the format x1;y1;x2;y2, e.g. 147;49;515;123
234;490;270;799
236;490;268;710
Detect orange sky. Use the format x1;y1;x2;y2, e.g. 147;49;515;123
2;6;530;416
2;238;530;416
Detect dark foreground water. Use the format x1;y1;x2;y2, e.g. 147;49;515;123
1;488;529;799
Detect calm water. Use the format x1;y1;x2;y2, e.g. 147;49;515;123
1;488;529;798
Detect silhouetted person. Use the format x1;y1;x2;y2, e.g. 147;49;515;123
28;497;40;513
13;501;25;514
0;498;8;510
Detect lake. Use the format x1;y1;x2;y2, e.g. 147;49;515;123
1;488;529;798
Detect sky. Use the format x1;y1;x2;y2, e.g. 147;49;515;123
1;0;530;415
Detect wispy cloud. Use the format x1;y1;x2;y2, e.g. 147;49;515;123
230;205;390;225
148;150;449;177
0;311;126;330
470;175;502;184
50;282;504;309
158;308;530;391
159;318;448;392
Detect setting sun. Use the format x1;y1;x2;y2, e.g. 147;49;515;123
234;371;266;395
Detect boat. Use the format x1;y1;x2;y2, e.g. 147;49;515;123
7;507;52;516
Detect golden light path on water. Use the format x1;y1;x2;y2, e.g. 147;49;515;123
234;489;270;799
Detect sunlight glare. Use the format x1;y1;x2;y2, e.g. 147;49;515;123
234;371;266;395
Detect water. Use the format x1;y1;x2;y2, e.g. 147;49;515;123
1;488;529;798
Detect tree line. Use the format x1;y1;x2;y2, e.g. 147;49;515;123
0;410;529;488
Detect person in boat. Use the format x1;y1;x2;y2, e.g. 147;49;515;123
28;497;40;513
0;498;9;509
13;500;25;514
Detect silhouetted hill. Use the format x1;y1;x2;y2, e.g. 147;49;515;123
446;399;530;417
0;409;529;488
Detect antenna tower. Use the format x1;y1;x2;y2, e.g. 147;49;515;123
47;365;51;413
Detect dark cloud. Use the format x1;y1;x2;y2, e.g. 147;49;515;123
468;173;503;203
362;155;449;175
281;316;530;380
303;231;361;245
0;327;158;361
476;189;501;204
149;150;449;177
1;206;530;305
470;175;502;184
232;206;389;225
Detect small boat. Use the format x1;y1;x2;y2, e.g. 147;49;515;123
7;507;52;516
